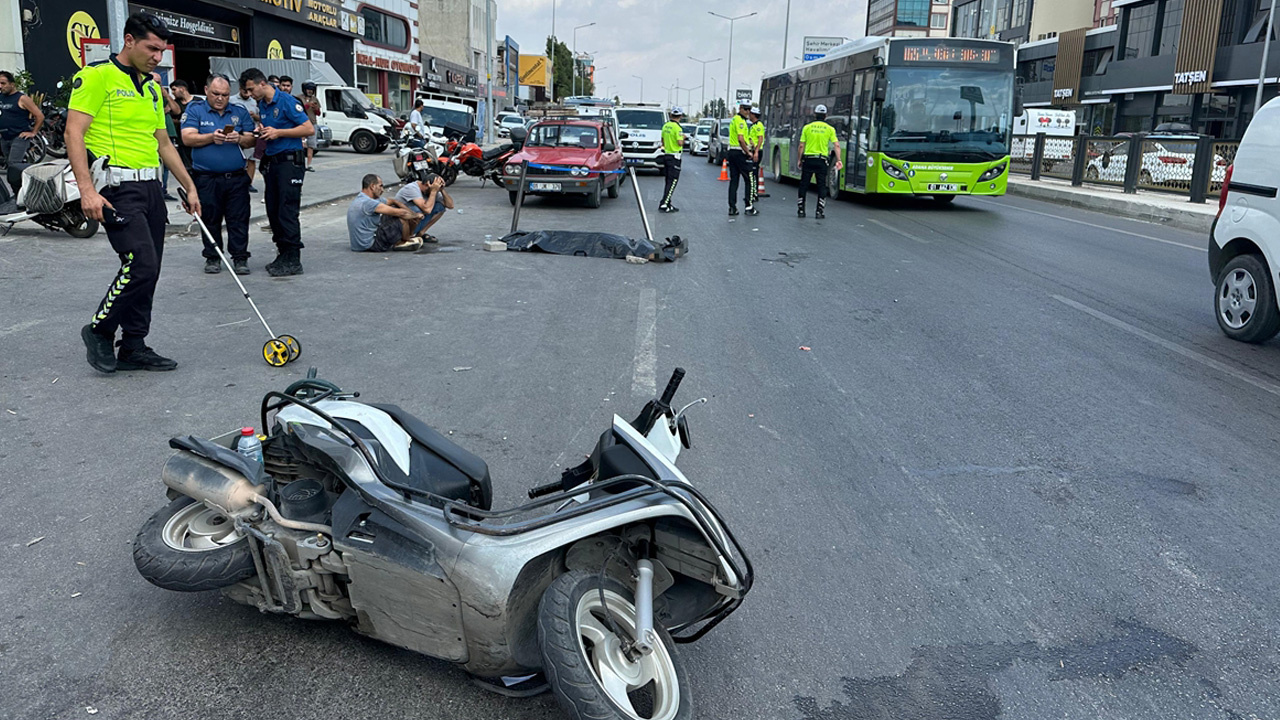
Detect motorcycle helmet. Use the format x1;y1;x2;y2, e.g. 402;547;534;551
302;81;317;94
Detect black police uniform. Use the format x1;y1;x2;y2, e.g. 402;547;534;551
257;88;310;274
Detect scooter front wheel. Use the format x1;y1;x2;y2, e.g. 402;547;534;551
538;571;692;720
133;496;256;592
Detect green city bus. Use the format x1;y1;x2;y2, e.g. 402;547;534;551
760;36;1019;203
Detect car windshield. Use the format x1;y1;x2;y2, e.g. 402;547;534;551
681;123;697;133
344;89;377;111
696;127;710;137
501;116;524;126
616;110;666;130
528;124;600;148
879;67;1013;162
1155;140;1197;154
421;106;473;129
719;124;729;138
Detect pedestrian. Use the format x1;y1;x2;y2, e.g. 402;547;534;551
239;67;313;276
0;70;44;202
158;80;181;200
267;75;280;87
726;101;756;216
228;83;261;192
347;174;425;253
181;73;255;275
169;79;194;169
278;76;293;96
406;98;426;148
796;104;842;219
658;106;685;213
748;106;765;207
395;171;453;242
68;11;200;374
301;82;321;171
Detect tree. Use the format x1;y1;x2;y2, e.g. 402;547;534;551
545;36;594;101
702;98;727;119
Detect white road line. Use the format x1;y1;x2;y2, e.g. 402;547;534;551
631;287;657;398
867;217;930;244
1052;294;1280;398
0;319;43;337
973;197;1207;252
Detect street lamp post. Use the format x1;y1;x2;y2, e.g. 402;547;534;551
689;56;722;121
550;0;556;101
782;0;791;68
572;23;595;98
709;12;758;113
1256;0;1279;115
632;74;644;102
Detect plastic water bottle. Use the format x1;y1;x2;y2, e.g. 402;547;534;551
235;427;263;466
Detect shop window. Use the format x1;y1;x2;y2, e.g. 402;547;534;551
1123;2;1158;59
1082;47;1113;76
1244;0;1278;44
1158;0;1183;55
931;12;948;27
360;6;410;52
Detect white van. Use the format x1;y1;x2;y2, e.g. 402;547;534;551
615;104;667;170
316;85;393;154
1210;97;1280;343
1012;109;1075;167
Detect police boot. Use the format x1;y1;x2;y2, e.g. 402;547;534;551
796;199;805;218
266;250;304;277
816;199;826;219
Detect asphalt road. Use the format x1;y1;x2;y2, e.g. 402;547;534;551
2;153;1279;720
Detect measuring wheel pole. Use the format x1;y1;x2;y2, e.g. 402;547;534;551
188;207;279;340
510;160;530;236
629;166;654;245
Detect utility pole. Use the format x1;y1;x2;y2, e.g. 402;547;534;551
782;0;791;68
632;74;644;102
550;0;556;102
573;23;595;98
709;11;757;112
1257;0;1278;115
485;0;494;143
689;56;722;123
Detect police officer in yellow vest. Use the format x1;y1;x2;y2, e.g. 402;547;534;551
727;101;757;216
747;106;765;206
658;107;685;213
797;104;842;219
68;12;201;374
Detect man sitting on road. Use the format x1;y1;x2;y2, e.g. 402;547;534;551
395;171;453;243
347;173;424;253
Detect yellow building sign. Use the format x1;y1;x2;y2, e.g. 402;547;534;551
518;55;550;88
66;11;101;68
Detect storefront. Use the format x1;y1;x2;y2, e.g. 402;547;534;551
20;0;359;95
419;52;478;108
353;0;419;113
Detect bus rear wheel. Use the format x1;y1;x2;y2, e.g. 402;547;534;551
772;150;783;182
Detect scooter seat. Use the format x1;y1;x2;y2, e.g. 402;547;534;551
366;403;493;509
482;144;513;161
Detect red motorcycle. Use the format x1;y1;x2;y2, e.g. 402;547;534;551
428;125;516;186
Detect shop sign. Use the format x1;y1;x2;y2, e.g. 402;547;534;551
1050;27;1088;107
267;39;284;59
356;52;422;76
517;55;549;88
422;55;478;96
312;49;326;61
291;45;307;59
1053;88;1074;100
217;0;362;38
66;10;102;68
130;5;238;43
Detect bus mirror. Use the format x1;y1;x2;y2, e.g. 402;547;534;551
1013;87;1025;117
874;77;887;103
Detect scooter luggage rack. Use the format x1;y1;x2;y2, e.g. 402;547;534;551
259;388;754;642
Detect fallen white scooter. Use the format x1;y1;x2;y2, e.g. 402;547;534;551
0;155;107;238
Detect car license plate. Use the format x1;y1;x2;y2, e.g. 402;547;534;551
625;158;643;165
530;182;561;191
413;161;429;170
927;183;960;192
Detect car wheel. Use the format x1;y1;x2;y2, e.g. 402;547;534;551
1139;169;1154;186
1215;254;1280;343
1085;166;1100;181
509;190;522;206
607;175;620;198
351;130;377;154
585;182;602;208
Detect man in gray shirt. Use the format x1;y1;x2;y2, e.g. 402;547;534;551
395;172;453;242
347;174;422;252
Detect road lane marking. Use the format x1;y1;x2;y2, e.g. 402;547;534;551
631;287;657;398
1052;294;1280;397
0;319;43;337
866;217;930;244
972;198;1207;252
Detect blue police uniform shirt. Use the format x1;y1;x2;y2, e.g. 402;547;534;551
258;89;309;156
181;99;254;172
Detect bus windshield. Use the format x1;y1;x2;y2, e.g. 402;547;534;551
879;67;1013;162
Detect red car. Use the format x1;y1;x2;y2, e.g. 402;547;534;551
502;119;625;208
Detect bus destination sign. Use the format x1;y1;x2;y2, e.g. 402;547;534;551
897;45;1002;65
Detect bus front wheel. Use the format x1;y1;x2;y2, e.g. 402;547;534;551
772;150;784;182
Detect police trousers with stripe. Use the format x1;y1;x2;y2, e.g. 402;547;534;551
660;154;681;207
90;180;168;349
727;150;753;209
798;156;830;207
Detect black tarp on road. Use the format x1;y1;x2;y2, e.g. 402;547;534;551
502;230;687;262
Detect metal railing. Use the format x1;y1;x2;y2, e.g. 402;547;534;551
1013;132;1240;203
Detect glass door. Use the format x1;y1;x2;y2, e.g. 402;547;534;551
851;70;871;190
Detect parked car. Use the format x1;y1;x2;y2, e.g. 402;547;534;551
497;114;526;139
691;124;711;156
707;118;731;164
1085;136;1227;187
1209;98;1280;343
501;119;625;208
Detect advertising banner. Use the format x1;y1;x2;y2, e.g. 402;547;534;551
518;55;550;88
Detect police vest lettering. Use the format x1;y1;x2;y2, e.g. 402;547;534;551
1174;70;1208;85
1053;88;1073;99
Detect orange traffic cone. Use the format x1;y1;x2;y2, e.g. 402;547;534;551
718;159;729;181
757;171;769;197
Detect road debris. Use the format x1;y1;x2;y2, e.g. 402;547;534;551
26;536;45;547
452;366;473;372
70;592;82;599
799;346;811;351
85;708;97;715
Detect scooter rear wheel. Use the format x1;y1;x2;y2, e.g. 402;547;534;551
538;570;692;720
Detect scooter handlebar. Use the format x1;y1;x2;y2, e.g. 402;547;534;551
660;367;685;406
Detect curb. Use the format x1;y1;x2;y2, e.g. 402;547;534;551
1007;181;1214;235
164;186;371;228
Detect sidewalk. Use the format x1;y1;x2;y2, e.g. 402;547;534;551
1007;175;1216;235
163;149;396;226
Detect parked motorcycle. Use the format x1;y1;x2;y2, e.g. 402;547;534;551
133;368;752;720
0;154;103;238
39;102;67;159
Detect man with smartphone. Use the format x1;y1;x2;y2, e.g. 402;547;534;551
181;74;256;274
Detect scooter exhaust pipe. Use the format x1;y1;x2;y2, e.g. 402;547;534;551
161;451;266;514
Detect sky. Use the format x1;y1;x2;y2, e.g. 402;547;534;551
495;0;870;110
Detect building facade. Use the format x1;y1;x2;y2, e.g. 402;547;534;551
951;0;1035;43
354;0;420;113
869;0;957;37
417;0;469;68
1015;0;1280;139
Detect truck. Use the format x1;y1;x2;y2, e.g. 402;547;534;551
1012;108;1076;171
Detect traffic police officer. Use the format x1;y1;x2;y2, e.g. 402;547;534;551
727;101;756;216
797;103;842;219
181;74;255;275
239;67;313;276
69;12;200;374
658;106;685;213
747;106;765;206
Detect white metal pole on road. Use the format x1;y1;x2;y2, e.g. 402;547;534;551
485;0;494;143
1256;0;1279;115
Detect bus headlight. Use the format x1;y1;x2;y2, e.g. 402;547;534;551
977;163;1007;182
881;159;908;181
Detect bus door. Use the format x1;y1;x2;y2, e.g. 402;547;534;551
850;70;872;190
